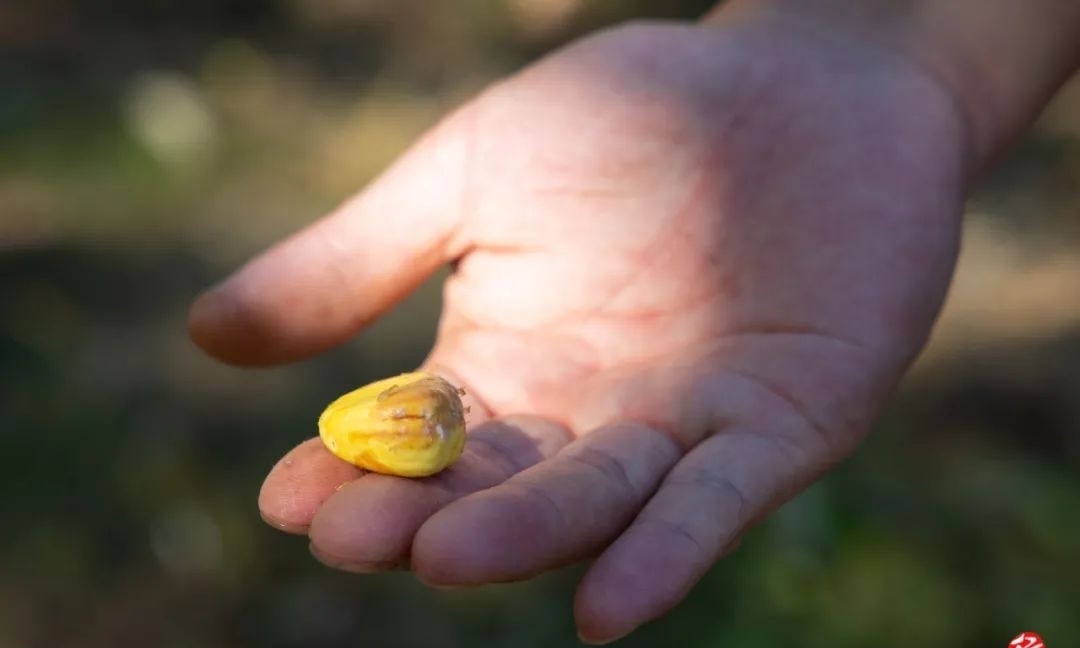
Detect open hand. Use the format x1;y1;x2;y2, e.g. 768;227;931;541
190;9;969;643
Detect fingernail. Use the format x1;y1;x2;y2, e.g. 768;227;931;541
413;571;468;591
577;628;632;645
189;283;236;328
308;542;402;574
427;582;468;592
578;630;630;643
187;287;230;348
258;510;310;535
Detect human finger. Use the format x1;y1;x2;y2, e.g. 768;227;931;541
573;425;828;644
189;110;472;366
307;415;571;572
410;422;684;586
258;438;364;535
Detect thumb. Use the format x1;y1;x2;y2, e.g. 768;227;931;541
189;109;472;366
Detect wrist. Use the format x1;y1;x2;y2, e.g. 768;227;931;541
706;0;1080;173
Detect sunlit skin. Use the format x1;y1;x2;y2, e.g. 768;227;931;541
187;2;1074;642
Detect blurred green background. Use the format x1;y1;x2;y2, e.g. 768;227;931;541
2;1;1079;647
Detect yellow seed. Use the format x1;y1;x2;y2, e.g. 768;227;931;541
318;371;467;477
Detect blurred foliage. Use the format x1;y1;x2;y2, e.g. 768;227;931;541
2;1;1079;647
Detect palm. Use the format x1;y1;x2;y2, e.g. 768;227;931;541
191;14;969;644
431;20;962;444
